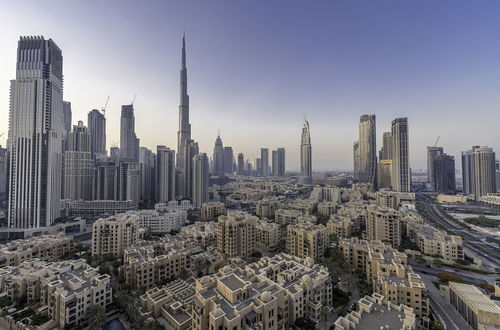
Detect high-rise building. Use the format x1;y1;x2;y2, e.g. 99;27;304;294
120;104;139;162
183;140;199;199
62;101;72;141
377;160;392;189
176;35;191;184
496;160;500;191
433;153;456;194
427;146;444;190
139;147;155;202
379;132;393;161
62;121;93;201
237;153;245;176
255;158;262;176
472;146;496;200
461;149;474;195
212;134;224;177
118;162;141;205
8;36;64;228
95;160;117;200
156;146;176;203
224;146;234;176
260;148;269;176
110;146;120;164
217;211;257;258
353;141;360;180
192;153;209;208
391;118;410;192
92;213;139;257
0;146;8;204
358;114;377;187
88;109;106;158
300;120;312;184
287;223;328;262
276;147;286;176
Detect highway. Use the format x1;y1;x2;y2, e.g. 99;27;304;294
416;193;500;270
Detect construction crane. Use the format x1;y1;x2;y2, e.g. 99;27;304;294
131;94;137;106
101;96;110;116
434;136;440;147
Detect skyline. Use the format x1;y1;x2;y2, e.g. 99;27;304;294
1;1;500;171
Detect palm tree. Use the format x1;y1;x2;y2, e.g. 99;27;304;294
86;304;106;330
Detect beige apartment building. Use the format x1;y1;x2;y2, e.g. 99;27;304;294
317;201;337;217
180;221;218;248
217;211;257;258
191;253;333;330
375;189;415;209
0;233;74;267
0;259;112;329
442;282;500;330
366;205;402;247
407;222;464;263
201;202;226;221
327;214;357;238
286;223;328;262
334;292;416;330
92;213;140;257
274;208;303;225
256;198;280;219
255;220;281;251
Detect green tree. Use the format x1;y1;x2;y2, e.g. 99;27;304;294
86;304;106;330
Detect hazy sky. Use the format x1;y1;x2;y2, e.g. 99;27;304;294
1;1;500;171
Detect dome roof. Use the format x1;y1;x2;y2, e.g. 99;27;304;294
304;257;314;267
222;265;232;273
260;291;273;303
200;276;211;285
302;274;311;283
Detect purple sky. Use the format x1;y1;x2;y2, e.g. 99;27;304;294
1;0;500;171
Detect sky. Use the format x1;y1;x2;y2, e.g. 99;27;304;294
1;0;500;171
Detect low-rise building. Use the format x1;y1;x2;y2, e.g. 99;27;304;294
92;213;140;257
155;200;194;212
128;209;187;233
191;253;333;330
255;220;281;251
436;194;468;204
478;193;500;207
406;222;464;263
375;189;416;210
180;222;218;248
201;202;226;221
287;223;328;262
0;233;74;267
442;282;500;330
333;293;416;330
0;259;112;329
61;199;138;216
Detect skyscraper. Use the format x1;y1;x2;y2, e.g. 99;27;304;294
193;153;209;208
300;120;312;184
261;148;269;176
472;146;496;200
224;146;234;176
212;134;224;177
353;141;360;180
427;146;444;190
358;115;377;187
183;140;199;199
62;101;72;140
118;162;141;204
176;35;191;180
88;109;107;158
461;149;474;195
62;121;93;201
379;132;393;161
139;147;155;202
272;148;286;176
120;104;139;162
0;146;8;204
95;160;117;200
156;146;176;202
391;118;410;192
8;36;64;228
237;153;245;175
433;153;456;194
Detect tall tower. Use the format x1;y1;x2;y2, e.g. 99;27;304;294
461;149;474;195
427;146;443;190
213;134;225;177
391;118;410;192
62;121;93;201
224;146;234;175
8;36;64;228
353;141;360;180
183;140;199;199
88;109;107;158
472;146;496;200
261;148;269;176
139;147;155;202
156;146;176;202
62;101;72;141
300;120;312;184
433;153;456;194
358;114;377;188
237;153;245;175
120;104;139;162
176;34;191;179
193;153;209;207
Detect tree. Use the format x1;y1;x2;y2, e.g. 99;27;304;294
320;306;330;330
437;272;463;283
86;304;106;330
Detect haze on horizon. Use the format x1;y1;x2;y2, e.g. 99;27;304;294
1;0;500;172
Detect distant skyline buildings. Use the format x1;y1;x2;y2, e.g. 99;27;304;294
300;120;312;184
156;146;176;202
88;109;107;158
472;146;496;200
120;104;139;162
192;153;209;207
212;134;224;177
391;117;410;192
358;114;377;187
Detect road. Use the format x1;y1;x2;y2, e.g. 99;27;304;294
416;193;500;270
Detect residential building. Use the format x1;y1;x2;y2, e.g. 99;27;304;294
193;153;209;207
237;153;245;175
139;147;156;202
155;200;194;212
180;222;218;248
201;202;226;221
379;131;393;161
92;213;140;257
0;146;7;203
95;160;117;200
366;205;402;247
261;148;269;176
318;201;337;217
224;146;234;175
8;36;64;228
183;140;199;199
327;215;357;238
353;141;360;180
462;149;475;195
358;114;377;188
256;198;280;219
62;101;72;141
272;148;286;176
118;161;141;204
427;146;444;189
156;146;176;202
255;220;281;251
275;208;303;225
433;153;456;194
88;109;106;157
120;104;140;162
375;189;415;210
473;146;497;200
128;209;187;233
217;211;257;258
287;222;328;262
62;199;137;217
300;120;312;184
0;233;74;267
212;134;224;177
377;159;392;189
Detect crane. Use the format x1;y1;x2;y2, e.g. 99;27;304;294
131;94;137;106
434;136;440;147
101;96;110;116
